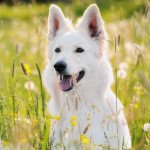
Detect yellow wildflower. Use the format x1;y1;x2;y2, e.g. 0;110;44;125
70;115;77;127
71;115;77;120
2;141;8;146
134;104;138;109
24;64;32;74
54;115;60;121
80;134;89;144
71;120;77;126
33;118;39;124
134;86;142;95
20;139;28;143
136;90;141;95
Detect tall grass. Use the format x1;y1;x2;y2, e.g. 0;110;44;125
0;0;150;149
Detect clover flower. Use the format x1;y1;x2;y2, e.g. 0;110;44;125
143;123;150;132
117;69;127;79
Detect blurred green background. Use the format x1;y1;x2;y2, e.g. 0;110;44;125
0;0;150;149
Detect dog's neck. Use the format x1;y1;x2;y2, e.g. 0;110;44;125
56;83;109;114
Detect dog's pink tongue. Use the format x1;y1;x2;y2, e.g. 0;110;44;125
59;77;72;91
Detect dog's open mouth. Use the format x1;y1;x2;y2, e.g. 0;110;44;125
59;70;85;91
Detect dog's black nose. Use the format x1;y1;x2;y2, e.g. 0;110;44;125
54;61;67;73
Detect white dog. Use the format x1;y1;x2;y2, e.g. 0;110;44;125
43;4;131;150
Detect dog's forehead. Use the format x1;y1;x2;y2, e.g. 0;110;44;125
54;31;90;47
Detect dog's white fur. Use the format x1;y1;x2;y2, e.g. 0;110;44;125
43;4;131;149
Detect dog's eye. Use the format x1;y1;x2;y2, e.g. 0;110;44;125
55;48;61;53
75;48;84;53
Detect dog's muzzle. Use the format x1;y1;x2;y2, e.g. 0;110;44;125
59;70;85;91
54;61;85;92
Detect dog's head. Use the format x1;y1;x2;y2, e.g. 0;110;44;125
44;4;112;93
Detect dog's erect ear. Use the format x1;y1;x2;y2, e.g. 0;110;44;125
78;4;105;39
48;4;67;39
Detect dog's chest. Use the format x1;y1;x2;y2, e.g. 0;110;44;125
50;96;110;146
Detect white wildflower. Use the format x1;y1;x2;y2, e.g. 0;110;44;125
119;62;128;70
117;69;127;79
125;41;133;52
143;123;150;132
24;81;35;90
24;118;31;124
32;70;38;76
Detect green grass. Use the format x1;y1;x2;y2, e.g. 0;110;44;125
0;0;150;149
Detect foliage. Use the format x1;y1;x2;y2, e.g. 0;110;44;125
0;0;150;149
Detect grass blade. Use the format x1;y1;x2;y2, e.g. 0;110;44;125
12;59;15;78
36;63;45;117
21;62;27;76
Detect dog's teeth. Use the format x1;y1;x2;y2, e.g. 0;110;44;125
60;74;64;80
63;74;65;79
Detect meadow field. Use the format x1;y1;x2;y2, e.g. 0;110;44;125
0;0;150;149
